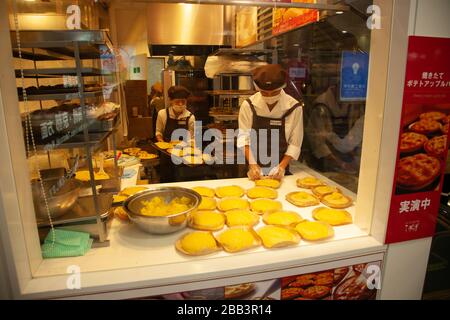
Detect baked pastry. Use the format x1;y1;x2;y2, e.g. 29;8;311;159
424;135;447;158
442;123;449;135
296;176;324;189
246;186;278;199
250;199;282;214
225;209;260;227
410;119;441;135
312;185;340;197
295;221;334;241
263;211;304;227
255;178;281;189
285;191;320;207
155;141;173;150
119;186;148;197
189;211;225;231
312;207;353;226
197;196;217;211
300;285;331;299
225;283;255;299
288;274;315;288
218;197;249;211
192;186;215;198
281;287;303;300
175;231;221;256
397;153;441;190
215;227;260;253
215;185;245;198
333;275;376;300
399;132;428;153
137;151;158;160
419;111;446;122
321;192;353;209
314;272;334;286
256;225;300;248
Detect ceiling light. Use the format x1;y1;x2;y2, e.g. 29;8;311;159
336;11;344;15
342;30;348;34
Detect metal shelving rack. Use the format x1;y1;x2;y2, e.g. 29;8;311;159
12;30;121;245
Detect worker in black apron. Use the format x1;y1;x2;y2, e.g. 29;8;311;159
237;64;304;181
155;85;194;182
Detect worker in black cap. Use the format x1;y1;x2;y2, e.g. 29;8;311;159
237;64;303;180
155;85;195;143
155;85;195;182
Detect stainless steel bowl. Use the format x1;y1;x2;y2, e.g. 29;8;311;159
123;187;201;234
32;178;80;220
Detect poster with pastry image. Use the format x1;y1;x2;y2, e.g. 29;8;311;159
224;279;280;300
236;7;257;48
272;0;319;35
386;36;450;244
280;261;381;300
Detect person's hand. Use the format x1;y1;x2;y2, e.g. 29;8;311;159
247;164;262;181
268;165;285;181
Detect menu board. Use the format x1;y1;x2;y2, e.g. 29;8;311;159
272;0;318;35
386;36;450;244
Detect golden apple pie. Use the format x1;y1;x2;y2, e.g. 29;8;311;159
399;132;428;154
225;209;260;227
250;199;282;214
424;135;447;158
189;211;225;231
419;111;447;122
256;225;300;248
255;178;281;189
397;153;441;190
215;185;245;198
296;176;324;189
215;227;260;253
312;185;340;198
295;221;334;241
218;197;249;211
175;231;221;256
312;207;353;226
246;186;278;199
410;119;441;135
286;191;320;207
321;192;353;209
263;211;304;227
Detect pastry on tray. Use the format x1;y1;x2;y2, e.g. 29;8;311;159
189;211;225;231
225;283;256;299
409;119;442;135
312;185;340;198
285;191;320;207
263;211;304;227
175;231;221;256
300;285;332;299
281;287;303;300
399;132;428;154
424;135;447;158
250;199;282;214
246;186;278;199
215;227;260;253
296;176;324;189
215;185;245;198
295;221;334;241
254;178;281;189
312;207;353;226
155;141;173;150
197;196;217;211
321;192;353;209
192;186;215;198
256;225;300;249
419;111;447;122
225;209;260;228
396;153;441;191
217;197;249;211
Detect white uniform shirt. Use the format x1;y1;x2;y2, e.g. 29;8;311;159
237;90;303;160
155;107;195;139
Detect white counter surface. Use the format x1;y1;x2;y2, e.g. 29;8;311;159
24;167;385;299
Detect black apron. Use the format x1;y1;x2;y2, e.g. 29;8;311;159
159;109;192;182
247;98;301;174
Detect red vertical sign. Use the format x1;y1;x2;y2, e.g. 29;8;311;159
386;36;450;244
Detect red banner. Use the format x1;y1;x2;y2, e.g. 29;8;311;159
385;36;450;244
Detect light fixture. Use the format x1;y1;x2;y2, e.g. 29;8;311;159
293;44;300;47
336;11;344;15
342;30;348;34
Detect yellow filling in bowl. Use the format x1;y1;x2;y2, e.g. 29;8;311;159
140;196;191;217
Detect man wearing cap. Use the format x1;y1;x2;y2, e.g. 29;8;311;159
237;64;303;180
155;85;195;182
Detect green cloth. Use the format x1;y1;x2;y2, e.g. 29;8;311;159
41;229;93;259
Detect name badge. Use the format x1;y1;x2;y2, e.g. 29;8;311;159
269;120;282;126
178;121;187;125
